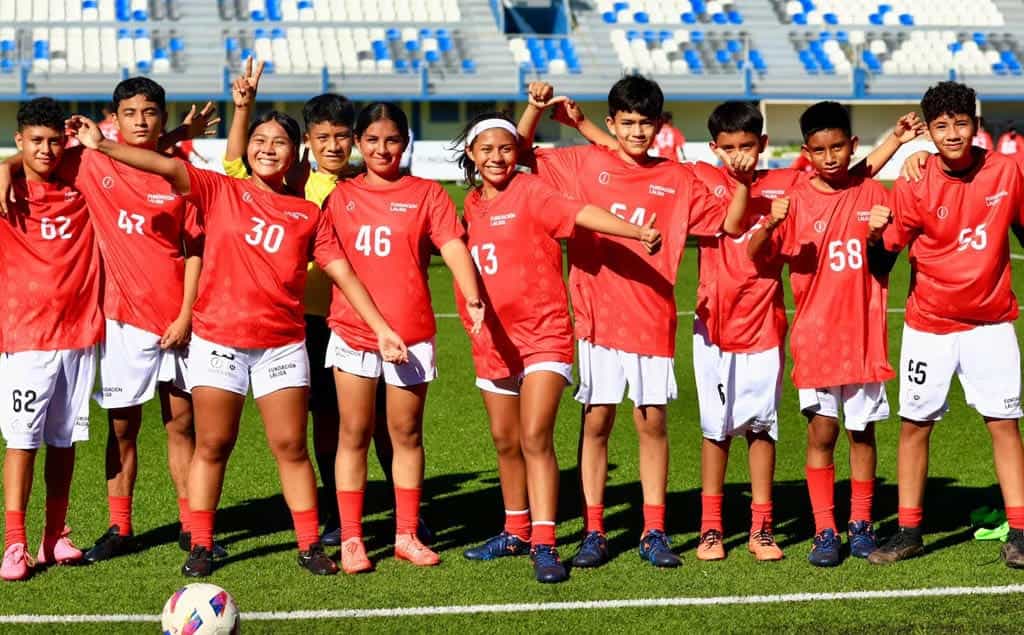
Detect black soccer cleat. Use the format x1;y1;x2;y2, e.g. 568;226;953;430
181;545;213;578
298;543;338;575
1001;529;1024;569
178;532;229;558
867;527;924;564
83;525;133;564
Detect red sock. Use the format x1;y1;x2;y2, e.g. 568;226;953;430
1007;507;1024;531
43;497;69;540
190;509;215;550
394;487;421;536
850;479;874;524
898;506;923;529
701;494;724;534
4;510;26;549
643;503;665;534
504;509;531;541
751;501;773;532
531;521;556;547
177;497;191;534
291;507;320;551
108;495;132;535
337;490;364;541
585;504;605;534
806;464;836;533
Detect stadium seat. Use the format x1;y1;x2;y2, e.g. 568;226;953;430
772;0;1004;27
595;0;743;26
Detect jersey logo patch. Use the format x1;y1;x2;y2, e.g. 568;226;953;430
346;201;356;212
986;190;1008;207
389;202;417;214
712;185;727;198
649;184;676;197
598;171;610;185
489;212;516;226
101;176;114;189
242;191;253;203
284;211;309;220
856;210;870;222
813;220;827;233
761;189;784;199
936;206;949;219
146;193;177;205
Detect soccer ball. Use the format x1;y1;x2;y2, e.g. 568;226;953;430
161;583;240;635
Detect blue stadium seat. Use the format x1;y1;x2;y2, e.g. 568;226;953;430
681;12;696;24
394;58;408;73
634;12;649;24
899;14;914;26
603;11;616;23
728;10;743;24
462;59;476;73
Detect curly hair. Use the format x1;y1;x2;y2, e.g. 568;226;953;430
17;97;66;133
920;81;976;124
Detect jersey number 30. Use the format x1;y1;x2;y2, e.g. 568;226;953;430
245;217;285;253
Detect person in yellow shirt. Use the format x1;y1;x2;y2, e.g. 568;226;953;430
224;59;426;545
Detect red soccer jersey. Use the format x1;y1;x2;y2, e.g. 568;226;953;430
652;124;685;161
183;163;343;348
0;179;103;353
886;151;1024;333
59;147;202;337
772;176;894;388
533;144;726;357
693;163;803;353
323;174;463;351
458;173;579;379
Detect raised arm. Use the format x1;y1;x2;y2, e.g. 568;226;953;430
747;197;789;261
575;205;661;253
320;258;409;363
158;101;221;154
516;81;569;151
855;112;926;177
225;58;264;164
552;99;618;151
439;239;485;334
70;115;190;194
713;148;756;236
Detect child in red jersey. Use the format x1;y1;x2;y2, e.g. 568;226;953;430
0;99;102;581
453;113;660;583
869;82;1024;568
322;103;483;574
748;101;895;567
69;108;406;578
518;78;753;569
0;78;219;562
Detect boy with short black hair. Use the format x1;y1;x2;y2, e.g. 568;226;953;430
519;77;754;569
1;97;102;580
748;100;895;567
869;81;1024;567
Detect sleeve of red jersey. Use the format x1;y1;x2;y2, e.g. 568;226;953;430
311;210;346;268
182;162;224;217
528;177;579;239
684;172;728;237
531;147;583;197
885;177;920;251
181;202;205;257
55;145;88;190
426;183;465;249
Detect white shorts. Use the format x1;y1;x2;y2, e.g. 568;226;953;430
95;319;189;408
692;319;782;441
799;383;890;431
188;334;310;399
574;340;677;406
0;347;95;449
899;322;1022;422
325;331;436;387
476;362;574;396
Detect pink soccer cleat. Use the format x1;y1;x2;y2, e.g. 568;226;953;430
1;544;33;581
340;537;373;574
37;526;83;566
395;533;440;567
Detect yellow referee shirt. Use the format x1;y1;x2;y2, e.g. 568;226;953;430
222;157;338;316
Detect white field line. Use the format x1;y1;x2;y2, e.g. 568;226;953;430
3;584;1024;623
1011;253;1024;260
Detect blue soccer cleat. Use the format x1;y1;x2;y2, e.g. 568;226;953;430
639;529;682;568
531;545;568;583
848;521;877;558
808;528;842;567
463;532;530;561
570;531;609;568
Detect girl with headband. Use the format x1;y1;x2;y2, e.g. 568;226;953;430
453;112;661;584
322;102;484;574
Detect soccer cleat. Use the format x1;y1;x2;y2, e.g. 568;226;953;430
298;543;338;575
340;537;373;574
1000;529;1024;569
83;525;132;564
463;532;530;561
181;545;213;578
747;528;784;561
177;532;229;558
36;526;83;566
570;531;609;568
639;529;682;567
530;545;568;583
1;544;32;581
696;529;726;561
848;521;877;558
321;515;341;547
395;533;440;567
867;527;924;565
808;528;842;567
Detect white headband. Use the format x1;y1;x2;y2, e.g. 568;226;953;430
466;119;519;147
